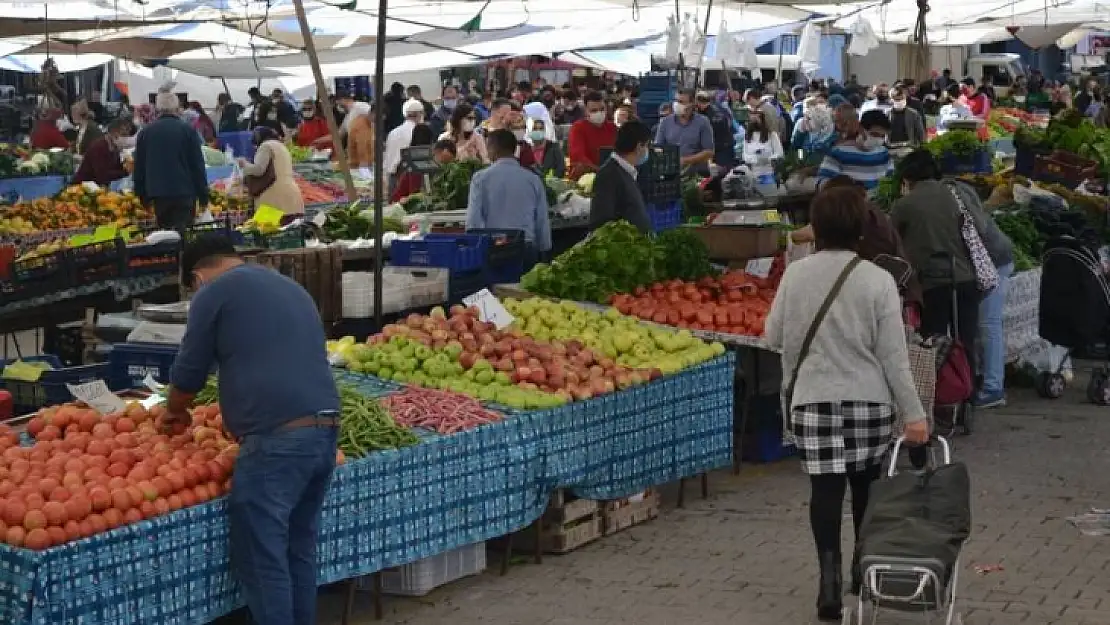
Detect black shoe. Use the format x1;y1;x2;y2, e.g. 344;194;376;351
849;550;862;596
817;550;843;621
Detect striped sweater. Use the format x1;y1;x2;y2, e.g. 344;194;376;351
816;143;895;191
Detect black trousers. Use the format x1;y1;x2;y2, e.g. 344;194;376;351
153;197;197;232
809;465;882;554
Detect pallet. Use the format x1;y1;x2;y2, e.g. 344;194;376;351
517;489;604;554
603;489;660;536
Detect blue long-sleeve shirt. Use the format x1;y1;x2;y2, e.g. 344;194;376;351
466;157;552;252
170;264;339;438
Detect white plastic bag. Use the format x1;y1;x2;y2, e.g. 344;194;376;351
196;208;215;224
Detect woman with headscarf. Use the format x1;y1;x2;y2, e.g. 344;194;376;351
240;126;303;215
441;102;487;163
71;99;103;157
528;114;565;178
30;109;70;150
791;98;837;158
344;102;375;169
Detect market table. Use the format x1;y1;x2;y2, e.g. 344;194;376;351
0;355;735;625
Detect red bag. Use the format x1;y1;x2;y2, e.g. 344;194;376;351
935;339;973;406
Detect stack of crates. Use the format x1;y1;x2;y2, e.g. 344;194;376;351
639;145;683;232
635;72;678;130
389;233;490;304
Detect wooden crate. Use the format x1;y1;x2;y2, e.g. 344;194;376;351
518;489;604;554
247;247;343;323
603;489;660;536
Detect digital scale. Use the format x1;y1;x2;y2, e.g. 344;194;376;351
400;145;440;194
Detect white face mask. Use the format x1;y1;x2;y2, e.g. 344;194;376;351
588;111;605;125
892;100;907;111
461;119;475;133
674;102;688;116
863;136;885;149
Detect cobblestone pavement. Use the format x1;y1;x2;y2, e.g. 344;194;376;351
308;382;1110;625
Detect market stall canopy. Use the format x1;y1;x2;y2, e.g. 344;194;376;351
15;22;288;58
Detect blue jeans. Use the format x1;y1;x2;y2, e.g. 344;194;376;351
229;424;338;625
978;262;1014;396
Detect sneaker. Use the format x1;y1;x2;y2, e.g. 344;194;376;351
974;391;1007;409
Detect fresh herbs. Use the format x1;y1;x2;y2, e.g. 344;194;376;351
925;130;985;159
428;159;485;210
655;227;715;281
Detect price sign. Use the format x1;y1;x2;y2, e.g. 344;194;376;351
67;380;126;415
762;210;781;223
745;257;774;278
462;289;515;329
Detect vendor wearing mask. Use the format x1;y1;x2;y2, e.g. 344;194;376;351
525;102;564;178
429;84;459;138
72;119;129;186
817;108;894;191
859;83;892;117
656;88;715;176
888;87;926;147
466;129;552;269
71;100;103;157
590;120;653;234
294;100;331;150
567;90;618;180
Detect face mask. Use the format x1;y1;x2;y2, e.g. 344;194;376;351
863;136;885;149
637;147;650;166
513;129;526;141
530;130;546;142
892;100;907;111
461;119;476;133
442;99;457;109
302;111;315;119
674;103;688;116
588;111;605;125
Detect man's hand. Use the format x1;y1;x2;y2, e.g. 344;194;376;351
903;419;930;445
159;408;192;436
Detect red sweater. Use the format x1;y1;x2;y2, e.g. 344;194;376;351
72;137;127;186
296;117;331;148
29;121;69;151
567;119;617;179
391;172;423;203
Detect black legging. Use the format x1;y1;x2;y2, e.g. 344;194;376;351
809;465;883;553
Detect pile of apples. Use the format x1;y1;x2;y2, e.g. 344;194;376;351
0;401;237;551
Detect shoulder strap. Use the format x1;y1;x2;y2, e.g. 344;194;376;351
784;256;862;395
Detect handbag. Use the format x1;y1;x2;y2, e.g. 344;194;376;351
782;256;862;439
946;183;999;292
244;160;276;197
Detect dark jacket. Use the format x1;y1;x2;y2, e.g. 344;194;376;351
890;179;974;290
700;102;736;168
218;102;244;133
889;107;926;146
134;114;209;207
589;156;651;234
429;105;452;138
75;123;103;157
72;137;127;186
533;140;565;179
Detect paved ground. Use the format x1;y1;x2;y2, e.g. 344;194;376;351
308;380;1110;625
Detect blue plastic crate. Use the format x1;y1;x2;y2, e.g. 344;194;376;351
391;234;488;272
744;427;797;463
448;269;489;304
108;343;179;389
0;355;115;414
646;199;682;232
939;149;991;175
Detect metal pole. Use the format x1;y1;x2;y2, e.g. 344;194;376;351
371;0;387;328
290;0;357;203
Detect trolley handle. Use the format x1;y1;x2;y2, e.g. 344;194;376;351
887;435;951;477
866;568;931;602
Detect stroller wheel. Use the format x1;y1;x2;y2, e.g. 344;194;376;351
1095;377;1110;406
1036;372;1066;399
959;402;974;435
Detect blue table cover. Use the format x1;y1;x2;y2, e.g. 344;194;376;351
0;176;66;203
0;353;735;625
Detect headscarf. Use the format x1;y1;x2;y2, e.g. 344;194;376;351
523;101;556;142
804;103;835;143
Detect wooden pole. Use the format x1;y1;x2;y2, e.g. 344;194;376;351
290;0;358;204
371;0;387;327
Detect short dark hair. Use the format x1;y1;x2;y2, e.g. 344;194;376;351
810;186;866;251
890;86;906;100
677;87;696;101
253;126;280;145
744;88;762;100
583;90;605;105
491;97;513;111
614;120;651;153
900;149;941;184
410;123;434;146
106;119;129;134
181;234;238;288
486;129;518;157
434;139;457;155
860;110;891;131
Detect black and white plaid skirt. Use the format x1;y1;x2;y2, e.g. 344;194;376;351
790;401;894;475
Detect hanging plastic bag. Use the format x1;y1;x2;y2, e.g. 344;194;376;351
714;20;733;61
664;15;681;64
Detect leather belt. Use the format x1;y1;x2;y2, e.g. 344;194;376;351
278;413;340;431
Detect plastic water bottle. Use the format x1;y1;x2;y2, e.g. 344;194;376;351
224;145;236;164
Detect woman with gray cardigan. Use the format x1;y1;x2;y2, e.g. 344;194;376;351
765;186;930;622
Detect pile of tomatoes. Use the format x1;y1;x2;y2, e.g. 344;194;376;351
608;261;784;337
0;401;237;551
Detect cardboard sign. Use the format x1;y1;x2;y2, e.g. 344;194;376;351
745;257;774;278
67;380;126;415
462;289;515;329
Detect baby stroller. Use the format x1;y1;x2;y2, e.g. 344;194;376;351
1036;235;1110;402
844;437;971;625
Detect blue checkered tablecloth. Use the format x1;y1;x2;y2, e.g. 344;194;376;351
0;176;67;203
0;355;735;625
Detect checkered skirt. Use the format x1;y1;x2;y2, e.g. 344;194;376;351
790;401;894;475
